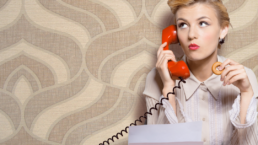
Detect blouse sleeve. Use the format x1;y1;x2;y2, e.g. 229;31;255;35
145;95;170;124
145;94;192;125
230;118;258;145
229;68;258;129
229;94;257;128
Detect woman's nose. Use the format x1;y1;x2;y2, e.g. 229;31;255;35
188;27;198;40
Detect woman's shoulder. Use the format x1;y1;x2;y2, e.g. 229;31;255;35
143;68;163;101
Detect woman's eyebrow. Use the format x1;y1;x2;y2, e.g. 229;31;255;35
197;16;211;21
177;16;211;22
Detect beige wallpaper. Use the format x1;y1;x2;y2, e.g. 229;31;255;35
0;0;257;145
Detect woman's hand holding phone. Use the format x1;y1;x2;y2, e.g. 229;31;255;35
156;42;177;90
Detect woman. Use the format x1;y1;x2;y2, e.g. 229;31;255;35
143;0;258;144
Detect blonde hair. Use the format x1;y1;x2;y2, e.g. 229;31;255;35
167;0;231;48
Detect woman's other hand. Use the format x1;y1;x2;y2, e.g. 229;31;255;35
220;59;254;94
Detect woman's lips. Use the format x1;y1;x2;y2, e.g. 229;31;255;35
188;43;199;50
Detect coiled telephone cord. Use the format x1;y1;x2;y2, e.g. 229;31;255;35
99;77;186;145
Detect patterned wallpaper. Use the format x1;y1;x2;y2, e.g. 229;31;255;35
0;0;257;145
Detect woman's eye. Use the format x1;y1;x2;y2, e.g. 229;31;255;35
178;23;187;28
200;22;209;27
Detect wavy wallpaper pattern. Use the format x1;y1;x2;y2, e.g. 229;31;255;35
0;0;257;145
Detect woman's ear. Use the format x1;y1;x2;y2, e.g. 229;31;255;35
220;25;229;39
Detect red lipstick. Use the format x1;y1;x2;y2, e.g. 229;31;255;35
189;43;199;50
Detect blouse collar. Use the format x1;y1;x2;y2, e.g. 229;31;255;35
179;55;226;101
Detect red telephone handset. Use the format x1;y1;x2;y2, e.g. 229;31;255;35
162;25;190;79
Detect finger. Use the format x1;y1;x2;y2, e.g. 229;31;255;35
157;42;167;56
158;50;175;56
219;59;239;71
165;54;176;63
157;42;168;57
156;53;168;68
157;50;175;64
227;73;246;85
158;54;176;68
157;54;176;71
221;65;243;81
223;69;244;86
156;54;167;70
157;52;175;66
157;44;170;58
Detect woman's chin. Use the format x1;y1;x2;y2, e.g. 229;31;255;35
185;52;203;61
186;51;216;62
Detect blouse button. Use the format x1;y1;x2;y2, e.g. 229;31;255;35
202;118;206;121
199;84;208;92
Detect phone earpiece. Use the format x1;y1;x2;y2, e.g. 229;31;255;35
162;25;178;50
162;25;190;79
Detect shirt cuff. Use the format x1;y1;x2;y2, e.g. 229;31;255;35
159;95;192;124
229;93;258;129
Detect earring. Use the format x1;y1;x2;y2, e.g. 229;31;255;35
178;42;181;46
219;38;224;44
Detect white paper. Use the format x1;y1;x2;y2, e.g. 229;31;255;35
128;121;203;145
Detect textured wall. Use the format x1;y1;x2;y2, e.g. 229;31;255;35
0;0;257;145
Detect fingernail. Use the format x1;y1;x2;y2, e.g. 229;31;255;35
219;66;222;70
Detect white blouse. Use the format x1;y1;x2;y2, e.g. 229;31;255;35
143;55;258;145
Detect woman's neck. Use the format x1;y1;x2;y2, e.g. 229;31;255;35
186;51;218;82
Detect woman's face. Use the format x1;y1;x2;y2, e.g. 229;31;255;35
176;3;228;61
